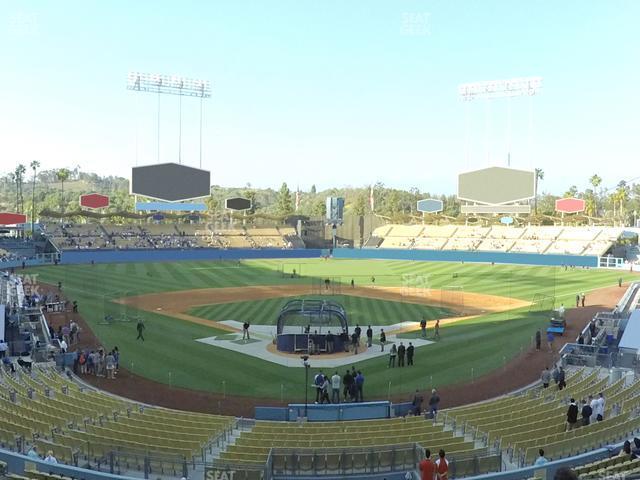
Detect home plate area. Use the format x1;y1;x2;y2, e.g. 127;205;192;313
195;320;434;368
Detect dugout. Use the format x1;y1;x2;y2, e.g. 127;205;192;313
276;299;349;354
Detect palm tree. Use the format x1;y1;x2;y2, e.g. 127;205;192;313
56;168;71;214
13;164;26;213
30;160;40;234
589;174;602;216
534;168;544;214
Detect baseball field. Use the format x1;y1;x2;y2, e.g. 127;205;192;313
32;258;634;402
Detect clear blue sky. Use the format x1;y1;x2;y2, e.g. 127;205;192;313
1;0;638;194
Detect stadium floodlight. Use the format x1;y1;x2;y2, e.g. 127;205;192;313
458;76;542;101
127;71;212;167
127;72;211;98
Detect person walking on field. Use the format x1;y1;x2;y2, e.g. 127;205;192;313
380;329;386;352
576;294;580;308
366;326;373;348
434;319;440;340
136;320;145;341
420;318;427;338
242;321;250;341
535;329;541;351
581;293;586;307
388;344;397;368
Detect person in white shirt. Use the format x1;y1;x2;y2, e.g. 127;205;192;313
589;395;598;422
596;392;605;421
331;371;341;404
59;339;68;353
44;450;57;464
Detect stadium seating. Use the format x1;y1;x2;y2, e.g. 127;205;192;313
223;416;479;466
366;224;622;257
0;365;233;474
44;222;303;251
443;368;640;467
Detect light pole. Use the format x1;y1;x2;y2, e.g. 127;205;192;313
30;160;39;237
458;76;543;167
126;72;211;166
301;355;310;418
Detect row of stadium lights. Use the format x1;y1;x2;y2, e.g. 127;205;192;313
127;72;211;95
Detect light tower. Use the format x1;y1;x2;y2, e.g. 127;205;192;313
127;72;212;168
458;76;542;167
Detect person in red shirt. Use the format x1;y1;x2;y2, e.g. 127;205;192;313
419;449;436;480
436;449;449;480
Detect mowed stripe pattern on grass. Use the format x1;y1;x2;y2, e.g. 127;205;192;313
188;295;455;326
29;259;633;400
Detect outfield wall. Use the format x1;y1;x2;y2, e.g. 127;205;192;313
59;248;322;264
56;246;598;267
330;248;599;267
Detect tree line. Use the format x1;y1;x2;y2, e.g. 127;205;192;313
0;165;638;225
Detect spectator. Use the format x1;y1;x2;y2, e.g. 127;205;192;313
354;324;361;344
26;445;40;460
581;399;592;426
70;320;79;343
331;371;341;403
557;367;566;390
541;367;551;388
595;392;605;421
412;389;424;416
355;370;365;402
429;389;440;419
535;329;541;351
420;318;427;338
59;338;68;354
366;326;373;347
419;448;436;480
351;331;359;354
44;450;58;464
398;342;406;367
314;371;324;403
435;449;448;480
631;438;640;459
407;342;415;366
0;339;8;358
578;333;584;345
554;467;578;480
78;350;87;374
320;375;330;404
343;370;353;402
566;398;578;431
534;449;548;466
547;331;555;352
106;350;116;379
388;344;397;368
619;440;631;457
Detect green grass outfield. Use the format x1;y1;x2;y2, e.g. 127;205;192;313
31;259;634;401
188;295;456;326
